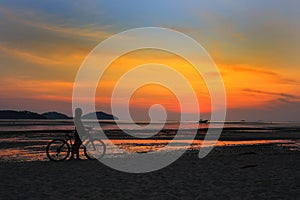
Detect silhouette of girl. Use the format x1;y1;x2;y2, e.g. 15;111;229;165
71;108;85;160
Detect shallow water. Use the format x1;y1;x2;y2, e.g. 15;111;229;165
0;120;300;162
0;137;298;162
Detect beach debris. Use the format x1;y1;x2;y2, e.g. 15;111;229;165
240;164;258;169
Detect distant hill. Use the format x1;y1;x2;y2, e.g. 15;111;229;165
82;111;118;120
41;112;71;119
0;110;117;120
0;110;45;119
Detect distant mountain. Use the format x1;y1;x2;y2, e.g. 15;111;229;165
0;110;45;119
0;110;118;120
0;110;71;119
41;112;71;119
82;111;118;120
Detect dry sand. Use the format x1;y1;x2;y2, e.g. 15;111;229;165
0;144;299;200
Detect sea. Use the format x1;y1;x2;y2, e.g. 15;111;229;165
0;120;299;162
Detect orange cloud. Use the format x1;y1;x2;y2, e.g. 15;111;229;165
218;64;300;109
0;45;61;65
0;78;73;101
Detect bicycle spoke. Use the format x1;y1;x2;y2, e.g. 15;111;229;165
46;139;70;161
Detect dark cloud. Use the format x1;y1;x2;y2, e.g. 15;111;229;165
226;98;300;122
243;89;299;100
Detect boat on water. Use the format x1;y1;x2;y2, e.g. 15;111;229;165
199;119;209;124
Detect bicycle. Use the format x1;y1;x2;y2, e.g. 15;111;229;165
46;129;106;161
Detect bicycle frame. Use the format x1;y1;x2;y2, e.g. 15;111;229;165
66;131;95;152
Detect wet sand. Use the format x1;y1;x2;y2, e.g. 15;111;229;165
0;129;299;162
0;144;300;200
0;127;300;199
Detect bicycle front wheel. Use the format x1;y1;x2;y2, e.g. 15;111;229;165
84;139;106;160
46;139;70;161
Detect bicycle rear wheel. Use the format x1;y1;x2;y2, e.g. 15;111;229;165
46;139;70;161
84;139;106;160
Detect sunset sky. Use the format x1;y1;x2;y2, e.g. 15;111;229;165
0;0;299;121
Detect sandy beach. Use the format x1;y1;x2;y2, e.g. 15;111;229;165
1;143;299;200
1;122;300;199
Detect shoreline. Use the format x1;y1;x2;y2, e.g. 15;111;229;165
1;128;300;163
0;139;299;163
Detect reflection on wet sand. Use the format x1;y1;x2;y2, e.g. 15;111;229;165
110;139;298;154
1;137;298;162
